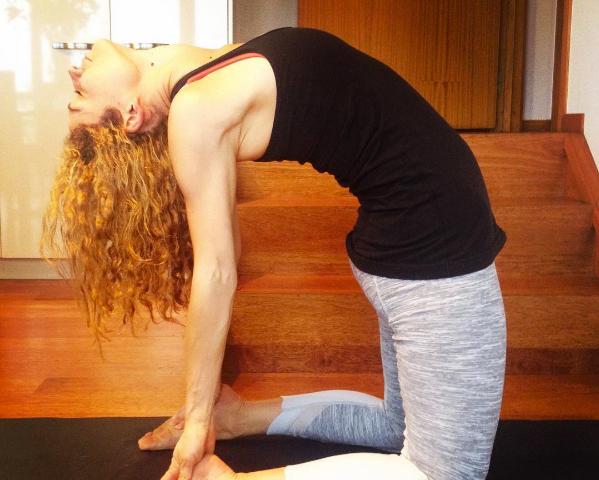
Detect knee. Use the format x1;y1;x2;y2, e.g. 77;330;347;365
377;425;404;453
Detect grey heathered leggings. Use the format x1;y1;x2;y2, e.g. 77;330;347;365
267;259;507;480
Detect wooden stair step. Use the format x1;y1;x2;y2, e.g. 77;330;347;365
235;273;599;296
239;196;585;208
220;346;599;376
464;133;567;161
3;274;599;301
495;254;596;277
237;133;569;203
238;251;596;277
3;254;598;376
237;162;567;203
5;291;597;350
0;329;596;377
237;200;594;256
224;294;599;349
1;372;597;420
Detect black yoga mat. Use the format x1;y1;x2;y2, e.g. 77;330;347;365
0;418;597;479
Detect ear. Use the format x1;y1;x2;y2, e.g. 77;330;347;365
123;97;145;133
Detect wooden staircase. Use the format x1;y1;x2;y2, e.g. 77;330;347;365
1;132;598;420
230;133;599;378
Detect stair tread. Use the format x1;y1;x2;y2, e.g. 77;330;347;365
237;133;571;202
236;274;599;296
1;372;596;419
238;196;593;208
2;273;599;299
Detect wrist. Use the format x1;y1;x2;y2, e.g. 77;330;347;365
183;417;211;433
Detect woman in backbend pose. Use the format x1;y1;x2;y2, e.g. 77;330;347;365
43;27;507;480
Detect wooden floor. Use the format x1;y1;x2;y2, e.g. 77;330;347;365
1;279;598;420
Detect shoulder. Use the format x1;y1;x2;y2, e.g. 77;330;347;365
168;57;271;136
169;81;241;142
167;72;246;169
168;57;276;163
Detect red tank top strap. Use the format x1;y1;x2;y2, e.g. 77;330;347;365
184;52;266;85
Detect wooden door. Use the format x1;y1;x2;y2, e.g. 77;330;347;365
299;0;502;129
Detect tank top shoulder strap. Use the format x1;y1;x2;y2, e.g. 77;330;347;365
169;27;292;101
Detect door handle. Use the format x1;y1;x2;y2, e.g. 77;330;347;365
52;42;93;50
53;42;167;50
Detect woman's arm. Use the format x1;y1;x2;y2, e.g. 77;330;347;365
160;86;242;480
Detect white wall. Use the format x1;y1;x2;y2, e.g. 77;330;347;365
232;0;297;42
523;0;557;121
568;0;599;166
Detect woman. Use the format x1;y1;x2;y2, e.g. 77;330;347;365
43;27;507;480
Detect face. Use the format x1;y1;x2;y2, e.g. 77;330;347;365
67;39;140;130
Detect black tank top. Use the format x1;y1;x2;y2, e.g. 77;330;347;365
171;27;506;280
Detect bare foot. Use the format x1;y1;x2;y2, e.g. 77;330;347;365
213;383;247;440
138;384;246;451
138;404;185;451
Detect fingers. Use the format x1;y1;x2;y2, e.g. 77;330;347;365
159;461;189;480
159;460;180;480
160;458;195;480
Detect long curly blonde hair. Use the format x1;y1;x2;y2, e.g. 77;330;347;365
41;109;194;347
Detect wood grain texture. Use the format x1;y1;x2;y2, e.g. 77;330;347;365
496;0;526;132
234;200;594;259
561;113;585;134
564;135;599;210
564;134;599;276
521;120;552;132
565;161;586;202
1;371;598;420
1;281;598;375
509;0;526;132
552;0;573;132
595;210;599;277
238;134;570;205
1;279;597;416
237;252;598;277
298;0;501;129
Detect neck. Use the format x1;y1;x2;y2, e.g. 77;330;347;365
131;42;243;120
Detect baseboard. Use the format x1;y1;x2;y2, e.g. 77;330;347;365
0;258;67;280
522;119;552;132
522;115;584;134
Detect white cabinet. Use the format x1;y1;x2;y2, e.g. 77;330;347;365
0;0;230;263
0;0;110;260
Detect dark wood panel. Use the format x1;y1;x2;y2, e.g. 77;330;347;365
299;0;501;128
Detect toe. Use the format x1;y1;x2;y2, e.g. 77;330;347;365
138;425;182;451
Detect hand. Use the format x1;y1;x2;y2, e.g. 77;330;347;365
139;384;247;451
192;454;238;480
160;420;216;480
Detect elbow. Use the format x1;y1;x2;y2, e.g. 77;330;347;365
193;262;238;291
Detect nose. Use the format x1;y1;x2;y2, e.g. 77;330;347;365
68;65;81;80
68;66;82;88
